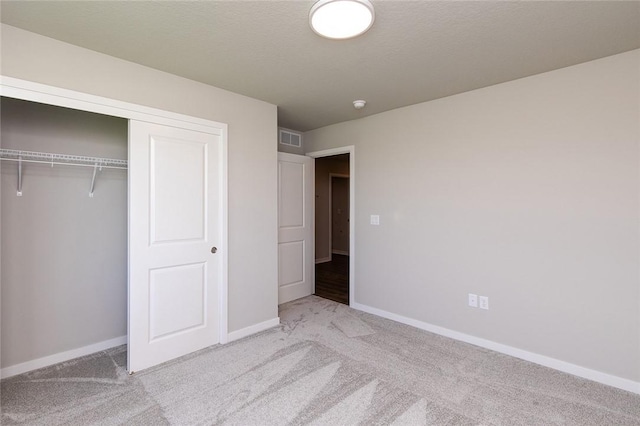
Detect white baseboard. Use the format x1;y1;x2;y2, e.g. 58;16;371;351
351;302;640;395
332;250;349;256
0;335;127;380
315;257;331;264
227;317;281;343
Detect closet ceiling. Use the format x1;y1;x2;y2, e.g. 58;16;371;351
1;1;639;132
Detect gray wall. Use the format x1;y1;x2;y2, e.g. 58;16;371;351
1;24;278;357
1;98;128;367
315;155;349;261
305;50;640;383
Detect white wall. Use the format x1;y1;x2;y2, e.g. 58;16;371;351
0;25;278;348
305;50;640;384
1;98;128;368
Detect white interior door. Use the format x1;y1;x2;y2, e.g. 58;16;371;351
128;120;225;373
278;152;314;304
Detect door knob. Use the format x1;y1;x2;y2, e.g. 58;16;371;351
211;247;217;254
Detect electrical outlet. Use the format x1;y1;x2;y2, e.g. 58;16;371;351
479;296;489;310
370;215;380;225
468;293;478;308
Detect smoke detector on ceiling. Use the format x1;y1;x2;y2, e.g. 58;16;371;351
353;100;366;109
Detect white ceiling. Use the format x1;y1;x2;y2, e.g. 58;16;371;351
1;1;639;132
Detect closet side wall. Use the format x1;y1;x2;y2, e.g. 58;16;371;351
1;98;128;368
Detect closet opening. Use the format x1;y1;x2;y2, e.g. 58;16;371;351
1;97;129;376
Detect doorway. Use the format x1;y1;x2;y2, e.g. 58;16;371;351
312;153;351;304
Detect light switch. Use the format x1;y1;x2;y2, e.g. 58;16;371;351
370;215;380;225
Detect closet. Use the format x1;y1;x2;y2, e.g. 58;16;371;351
1;97;129;373
1;78;227;377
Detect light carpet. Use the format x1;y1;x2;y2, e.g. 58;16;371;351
2;295;639;425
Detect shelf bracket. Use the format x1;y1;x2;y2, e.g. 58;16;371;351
17;156;23;196
89;163;100;198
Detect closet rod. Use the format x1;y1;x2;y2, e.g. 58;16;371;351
0;149;128;169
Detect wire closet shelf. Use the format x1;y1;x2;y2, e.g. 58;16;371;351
0;148;128;169
0;148;128;197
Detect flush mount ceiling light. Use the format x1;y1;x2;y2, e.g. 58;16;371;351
309;0;375;40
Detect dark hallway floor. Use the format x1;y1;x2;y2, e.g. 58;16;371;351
314;254;349;305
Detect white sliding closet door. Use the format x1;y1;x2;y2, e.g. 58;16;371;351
128;120;224;373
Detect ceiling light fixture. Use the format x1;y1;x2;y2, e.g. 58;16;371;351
353;100;366;109
309;0;375;40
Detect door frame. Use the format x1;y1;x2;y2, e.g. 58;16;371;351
329;173;349;258
0;76;230;348
307;146;355;306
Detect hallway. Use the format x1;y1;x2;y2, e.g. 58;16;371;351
314;254;349;305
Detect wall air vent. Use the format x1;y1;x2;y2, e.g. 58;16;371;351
279;128;302;148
